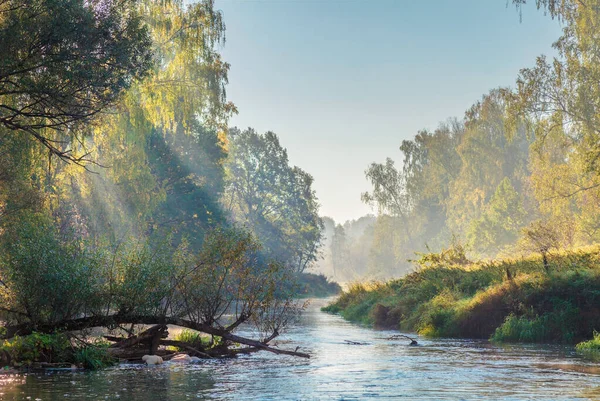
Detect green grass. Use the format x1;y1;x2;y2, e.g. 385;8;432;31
323;245;600;344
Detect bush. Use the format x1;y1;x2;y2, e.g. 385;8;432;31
576;331;600;361
174;329;208;348
1;332;72;365
73;343;116;370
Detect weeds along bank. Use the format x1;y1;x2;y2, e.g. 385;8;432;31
323;246;600;353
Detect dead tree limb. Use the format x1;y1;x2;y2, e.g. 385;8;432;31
159;340;213;359
108;324;167;349
386;334;418;345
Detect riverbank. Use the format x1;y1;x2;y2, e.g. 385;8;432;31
323;246;600;350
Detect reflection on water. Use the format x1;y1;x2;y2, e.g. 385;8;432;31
0;298;599;400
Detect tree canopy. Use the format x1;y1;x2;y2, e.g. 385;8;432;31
0;0;152;163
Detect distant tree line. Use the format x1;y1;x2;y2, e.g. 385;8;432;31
314;0;600;280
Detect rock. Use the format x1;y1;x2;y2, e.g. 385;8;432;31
170;354;192;363
142;355;163;365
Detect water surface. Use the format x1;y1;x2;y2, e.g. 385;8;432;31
0;298;599;400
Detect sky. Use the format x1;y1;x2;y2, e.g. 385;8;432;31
212;0;562;224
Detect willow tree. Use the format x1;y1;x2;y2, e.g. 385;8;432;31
28;0;237;243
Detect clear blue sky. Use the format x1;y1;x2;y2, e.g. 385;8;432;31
213;0;562;224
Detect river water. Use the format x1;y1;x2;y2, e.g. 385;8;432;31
0;298;599;400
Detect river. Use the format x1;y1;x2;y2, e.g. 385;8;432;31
0;298;599;400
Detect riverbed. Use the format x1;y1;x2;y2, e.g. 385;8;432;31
0;298;598;400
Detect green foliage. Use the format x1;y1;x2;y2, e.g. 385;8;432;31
411;238;470;269
576;331;600;361
73;343;116;370
175;330;206;347
0;0;152;162
0;333;115;369
0;212;105;327
146;124;227;249
491;307;578;344
467;178;527;256
1;333;71;365
224;128;323;274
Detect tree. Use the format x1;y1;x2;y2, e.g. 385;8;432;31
399;121;463;248
330;224;347;279
146;122;227;249
224;128;323;273
362;158;415;248
0;0;152;163
505;0;600;247
519;220;563;272
447;91;531;235
16;0;235;244
506;0;600;177
467;177;527;256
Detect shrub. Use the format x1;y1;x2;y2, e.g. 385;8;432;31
576;331;600;361
1;332;72;365
73;342;116;370
175;329;207;348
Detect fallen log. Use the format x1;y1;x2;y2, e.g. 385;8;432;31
3;315;310;359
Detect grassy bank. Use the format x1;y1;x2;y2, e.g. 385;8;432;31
323;246;600;351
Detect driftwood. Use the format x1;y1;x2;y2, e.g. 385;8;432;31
386;334;418;345
344;339;369;345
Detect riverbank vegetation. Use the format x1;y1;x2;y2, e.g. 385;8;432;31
323;244;600;350
576;332;600;361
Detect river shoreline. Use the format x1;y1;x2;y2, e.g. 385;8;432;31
323;246;600;359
